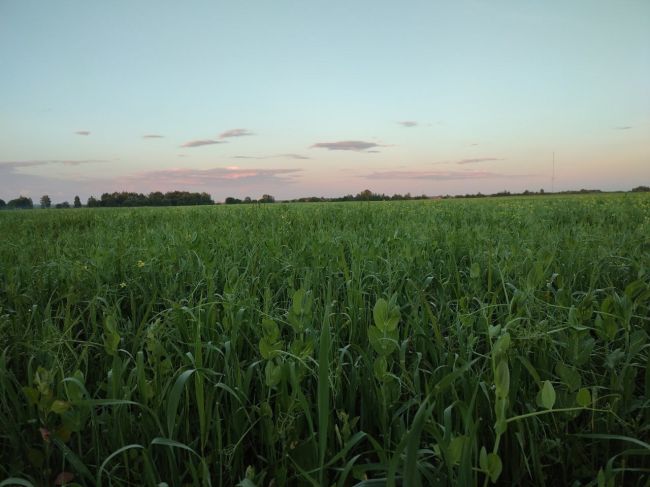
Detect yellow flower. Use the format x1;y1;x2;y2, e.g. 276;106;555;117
137;260;145;268
119;282;127;288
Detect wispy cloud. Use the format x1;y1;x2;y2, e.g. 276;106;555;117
614;126;632;130
219;128;255;138
279;153;310;160
120;166;301;187
143;134;164;138
311;140;384;152
75;130;90;136
181;139;227;148
366;170;503;180
397;121;418;127
0;159;105;169
234;153;310;160
456;157;502;165
0;160;109;198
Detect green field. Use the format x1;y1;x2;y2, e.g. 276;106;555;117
1;194;649;486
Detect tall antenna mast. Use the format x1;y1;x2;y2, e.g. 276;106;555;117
552;152;555;193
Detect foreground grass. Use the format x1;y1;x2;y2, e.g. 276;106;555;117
0;194;649;486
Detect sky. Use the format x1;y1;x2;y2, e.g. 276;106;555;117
1;0;649;202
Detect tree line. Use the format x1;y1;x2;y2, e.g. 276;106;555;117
0;186;648;210
87;191;214;207
223;190;432;204
0;191;214;209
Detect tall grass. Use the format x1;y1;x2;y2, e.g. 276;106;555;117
0;194;648;486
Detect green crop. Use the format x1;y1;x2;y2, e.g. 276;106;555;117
0;193;648;486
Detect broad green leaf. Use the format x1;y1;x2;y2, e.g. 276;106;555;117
540;380;556;410
373;298;400;332
259;337;282;359
448;435;468;465
479;446;488;471
494;396;508;434
50;400;71;415
373;356;388;381
488;325;501;338
264;360;282;388
605;349;625;369
368;325;398;356
576;387;591;407
492;332;511;357
289;337;314;359
495;360;510;399
261;318;280;341
555;362;581;392
34;367;51;395
288;288;313;332
486;453;503;483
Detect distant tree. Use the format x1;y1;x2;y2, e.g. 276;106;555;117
148;191;165;206
260;194;275;203
632;185;650;192
357;189;373;201
7;196;34;209
225;197;241;204
73;195;82;208
87;196;99;207
55;201;71;209
244;196;252;203
0;199;5;209
540;188;545;194
40;195;51;208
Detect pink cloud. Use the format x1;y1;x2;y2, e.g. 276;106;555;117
119;166;301;189
366;170;503;180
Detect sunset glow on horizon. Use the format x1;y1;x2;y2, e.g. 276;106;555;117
1;0;648;202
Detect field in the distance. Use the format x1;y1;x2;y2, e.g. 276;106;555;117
1;194;649;486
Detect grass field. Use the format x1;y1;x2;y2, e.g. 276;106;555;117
1;194;649;486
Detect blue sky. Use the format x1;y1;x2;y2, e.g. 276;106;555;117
1;0;648;202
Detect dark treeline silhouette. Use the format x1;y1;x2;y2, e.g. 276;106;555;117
449;188;610;199
0;187;647;210
0;196;34;209
280;189;430;203
225;190;429;204
88;191;214;207
225;194;276;204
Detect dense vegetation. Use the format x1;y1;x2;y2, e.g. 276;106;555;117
0;194;648;486
87;191;214;207
2;196;34;209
